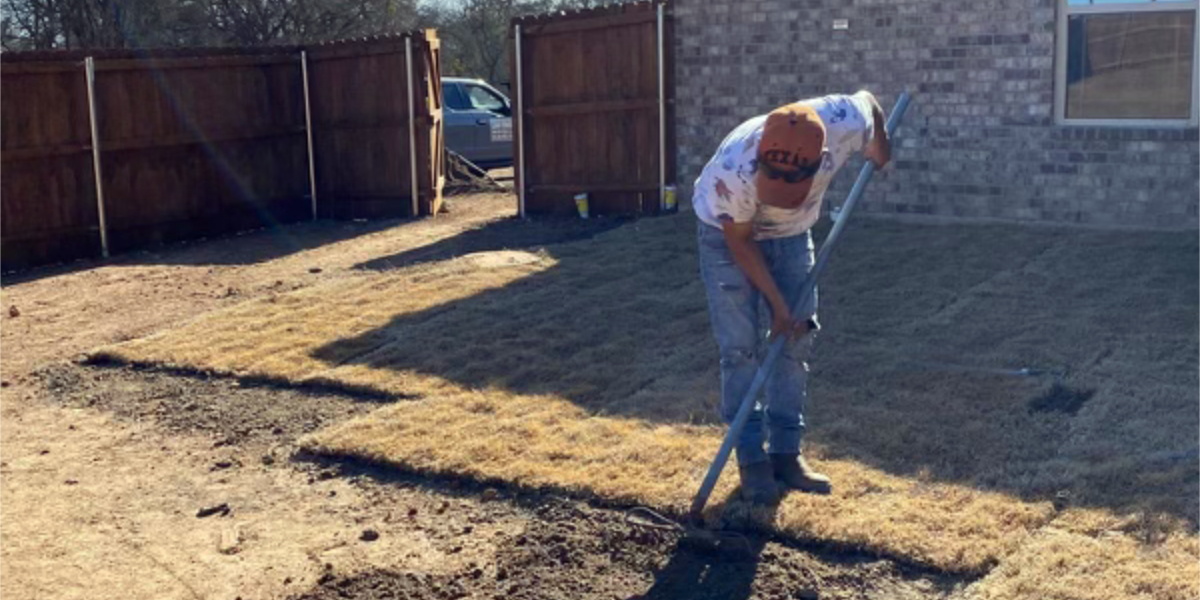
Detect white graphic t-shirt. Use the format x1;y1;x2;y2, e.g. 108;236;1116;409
693;92;876;239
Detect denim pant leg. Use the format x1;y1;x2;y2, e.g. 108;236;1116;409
761;231;817;456
697;223;768;466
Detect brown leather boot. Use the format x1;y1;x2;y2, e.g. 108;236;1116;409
737;460;780;505
770;453;832;495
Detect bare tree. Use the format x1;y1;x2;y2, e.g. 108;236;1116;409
3;0;58;49
199;0;418;46
2;0;169;49
1;0;419;50
0;0;613;55
421;0;604;84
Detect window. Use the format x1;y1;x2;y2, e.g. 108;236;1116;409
1056;0;1199;125
465;85;508;114
444;83;470;111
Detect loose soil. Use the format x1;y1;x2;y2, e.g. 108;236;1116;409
1;193;964;600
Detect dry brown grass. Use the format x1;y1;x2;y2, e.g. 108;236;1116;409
96;209;1199;588
963;527;1198;600
104;250;557;388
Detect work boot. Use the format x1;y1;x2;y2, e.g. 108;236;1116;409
770;453;832;495
737;459;780;505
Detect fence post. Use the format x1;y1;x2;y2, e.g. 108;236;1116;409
515;24;526;219
84;57;109;258
301;51;318;221
405;35;420;217
656;2;666;213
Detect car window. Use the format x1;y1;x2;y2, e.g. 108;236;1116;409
465;85;507;113
444;83;470;111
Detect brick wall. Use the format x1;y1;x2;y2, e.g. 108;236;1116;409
672;0;1200;229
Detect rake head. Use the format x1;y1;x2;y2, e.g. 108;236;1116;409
626;506;754;556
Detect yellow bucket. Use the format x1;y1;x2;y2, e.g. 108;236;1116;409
663;185;677;212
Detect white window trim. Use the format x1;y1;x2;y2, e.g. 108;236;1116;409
1054;0;1200;127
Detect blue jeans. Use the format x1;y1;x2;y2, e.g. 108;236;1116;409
697;222;817;466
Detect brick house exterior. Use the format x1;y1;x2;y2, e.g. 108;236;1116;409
672;0;1200;229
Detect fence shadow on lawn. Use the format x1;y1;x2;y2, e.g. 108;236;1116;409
310;211;1200;527
3;200;625;285
116;219;405;267
0;218;403;285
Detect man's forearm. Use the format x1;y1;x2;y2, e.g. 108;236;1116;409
727;236;788;313
864;90;892;164
873;108;891;158
867;95;892;165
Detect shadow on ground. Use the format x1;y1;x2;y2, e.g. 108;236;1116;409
1;218;406;285
309;210;1200;525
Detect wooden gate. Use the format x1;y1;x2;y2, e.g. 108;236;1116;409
307;31;444;219
511;0;675;217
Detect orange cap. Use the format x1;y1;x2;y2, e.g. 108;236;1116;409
755;103;826;208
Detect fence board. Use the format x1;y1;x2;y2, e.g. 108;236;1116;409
1;65;101;268
88;54;310;253
512;1;673;217
1;32;443;271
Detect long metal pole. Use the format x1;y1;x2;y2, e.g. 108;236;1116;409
515;24;526;219
405;36;420;217
656;3;666;212
688;92;913;522
301;51;318;220
84;57;109;259
1193;6;1199;125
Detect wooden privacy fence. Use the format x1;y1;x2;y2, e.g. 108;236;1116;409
511;0;675;217
0;32;444;272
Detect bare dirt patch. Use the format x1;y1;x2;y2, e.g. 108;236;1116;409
284;458;966;600
292;501;965;600
2;378;500;600
39;361;379;447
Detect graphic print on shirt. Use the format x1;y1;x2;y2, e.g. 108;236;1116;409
742;132;760;155
830;105;848;124
715;178;733;203
692;93;874;239
737;158;756;185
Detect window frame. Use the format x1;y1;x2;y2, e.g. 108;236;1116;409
1054;0;1200;127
